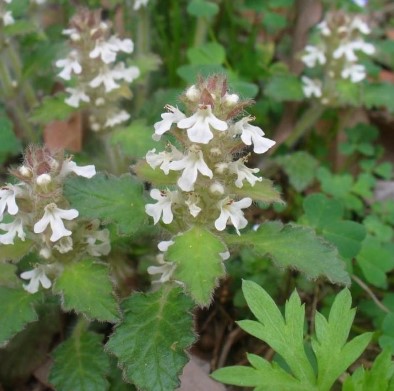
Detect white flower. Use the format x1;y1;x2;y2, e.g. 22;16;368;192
34;203;79;242
351;40;375;56
223;93;239;106
185;85;201;101
153;105;186;141
65;87;90;108
89;69;120;92
215;197;252;235
158;240;174;252
333;43;358;62
220;251;230;260
111;62;140;83
350;18;370;34
232;117;276;154
147;254;176;284
89;39;118;64
85;229;111;256
301;76;322;98
145;189;177;224
62;28;80;41
53;237;73;254
0;184;21;221
146;147;183;175
317;21;331;36
104;110;130;128
20;266;52;294
185;193;202;217
341;64;366;83
60;160;96;178
228;160;262;188
0;217;25;244
55;51;82;80
134;0;149;10
301;45;326;68
1;10;14;26
177;105;228;144
168;146;213;191
108;36;134;53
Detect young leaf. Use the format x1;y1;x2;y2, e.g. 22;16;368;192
106;286;195;391
312;289;373;391
166;226;227;306
53;259;120;322
264;74;304;102
0;262;20;288
187;42;226;65
30;94;74;124
231;178;283;204
0;287;41;347
187;0;219;17
64;173;146;236
133;160;178;186
0;239;33;262
49;330;110;391
227;222;350;286
0;114;21;164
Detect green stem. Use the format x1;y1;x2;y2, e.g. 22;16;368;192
101;132;122;175
285;104;325;148
72;316;90;338
194;17;208;47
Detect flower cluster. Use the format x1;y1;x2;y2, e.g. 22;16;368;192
301;12;374;104
144;76;276;282
0;0;14;27
0;146;110;293
55;8;140;132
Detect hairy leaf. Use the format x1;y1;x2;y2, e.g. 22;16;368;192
49;330;110;391
53;259;120;322
228;222;350;286
0;287;41;347
106;286;195;391
231;178;283;204
0;240;33;262
64;173;146;236
167;226;226;306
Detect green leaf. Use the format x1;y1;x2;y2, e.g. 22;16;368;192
49;330;110;391
187;42;226;65
106;286;195;391
232;178;283;204
302;193;366;259
111;119;158;158
312;289;373;391
167;226;226;306
177;64;225;84
265;74;304;102
0;114;21;164
262;10;287;32
3;20;37;36
0;239;33;262
0;262;20;288
187;0;219;17
240;280;315;384
363;83;394;113
64;173;146;236
379;313;394;353
0;287;41;347
53;259;120;322
133;160;178;186
227;222;350;286
30;94;74;124
276;152;319;192
356;236;394;288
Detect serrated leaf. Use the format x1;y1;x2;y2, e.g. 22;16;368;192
167;226;226;306
53;259;120;322
106;286;195;391
0;287;41;347
227;222;350;286
187;0;219;17
265;74;303;102
276;152;319;192
302;193;366;259
111;119;158;158
64;173;146;236
232;179;283;204
49;330;110;391
0;114;22;164
312;289;373;391
363;83;394;113
30;94;74;125
133;160;178;186
187;42;226;65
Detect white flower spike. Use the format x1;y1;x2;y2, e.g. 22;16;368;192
20;266;52;294
301;45;326;68
153;105;186;141
301;76;322;98
0;184;21;220
0;217;25;245
65;87;90;108
56;51;82;80
178;105;228;144
34;203;79;242
228;160;262;188
145;189;176;225
146;147;183;175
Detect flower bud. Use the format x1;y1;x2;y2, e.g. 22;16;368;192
223;93;239;106
36;173;51;186
39;247;52;259
186;85;200;102
19;165;32;177
209;182;225;195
